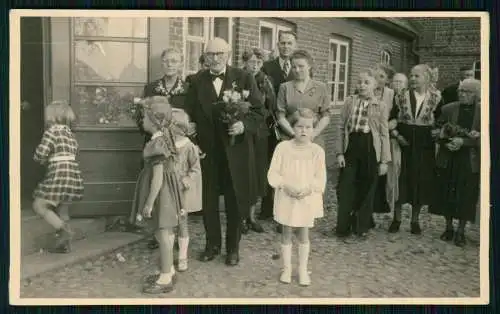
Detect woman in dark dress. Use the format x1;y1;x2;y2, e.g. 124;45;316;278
430;78;481;247
241;47;277;233
387;64;443;235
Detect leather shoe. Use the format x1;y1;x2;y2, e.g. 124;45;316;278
198;246;220;262
225;252;240;266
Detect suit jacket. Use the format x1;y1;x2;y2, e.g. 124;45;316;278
435;101;480;173
441;82;459;105
336;95;391;164
184;66;264;212
262;57;296;96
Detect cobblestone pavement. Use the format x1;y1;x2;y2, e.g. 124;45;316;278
20;171;481;299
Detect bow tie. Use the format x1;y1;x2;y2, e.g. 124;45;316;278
210;72;225;81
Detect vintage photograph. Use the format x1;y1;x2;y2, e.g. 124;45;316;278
10;10;488;304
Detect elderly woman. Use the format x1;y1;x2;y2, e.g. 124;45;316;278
429;78;481;247
388;64;443;235
131;47;188;250
241;47;277;234
276;49;331;148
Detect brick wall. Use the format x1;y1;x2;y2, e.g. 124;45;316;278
409;17;481;90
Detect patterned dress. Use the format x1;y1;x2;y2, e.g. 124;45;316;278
267;140;327;228
130;133;184;229
32;124;84;204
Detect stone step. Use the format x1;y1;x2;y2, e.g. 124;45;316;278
20;231;145;280
21;214;107;257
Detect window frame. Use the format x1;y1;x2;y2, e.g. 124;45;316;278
380;49;391;66
258;20;294;58
69;17;150;130
472;60;480;79
182;17;234;77
327;37;350;108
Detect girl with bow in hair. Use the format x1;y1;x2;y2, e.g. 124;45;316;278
131;96;185;294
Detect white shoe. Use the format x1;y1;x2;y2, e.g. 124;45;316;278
298;243;311;286
280;268;292;284
178;259;188;272
279;244;292;284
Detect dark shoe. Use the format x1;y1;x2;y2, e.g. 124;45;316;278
454;232;466;247
275;224;282;233
440;228;455;242
241;220;249;235
225;252;240;266
142;281;174;294
335;229;351;239
249;221;264;233
388;220;401;233
198;246;220;262
49;224;73;253
370;216;376;229
145;272;177;285
147;238;159;250
410;222;422;235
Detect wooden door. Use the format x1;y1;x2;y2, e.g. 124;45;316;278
20;17;46;209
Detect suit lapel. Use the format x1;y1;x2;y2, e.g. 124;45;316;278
220;67;236;100
409;90;417;119
199;71;218;118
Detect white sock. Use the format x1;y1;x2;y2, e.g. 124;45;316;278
298;242;311;285
178;237;189;260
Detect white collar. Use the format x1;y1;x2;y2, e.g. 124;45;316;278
175;137;191;148
150;131;163;140
210;67;227;76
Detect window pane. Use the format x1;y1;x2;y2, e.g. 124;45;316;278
339;64;346;83
188;17;204;37
331;83;337;102
186;41;204;73
340;45;347;63
330;42;337;61
331;63;337;82
73;17;148;38
338;83;345;102
214;18;229;42
260;27;273;51
74;41;148;83
73;85;143;127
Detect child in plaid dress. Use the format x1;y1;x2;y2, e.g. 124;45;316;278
32;101;84;253
132;96;185;294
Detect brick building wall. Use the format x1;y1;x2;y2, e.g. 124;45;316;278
409;17;481;90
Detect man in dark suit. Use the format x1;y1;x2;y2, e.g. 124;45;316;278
184;38;264;266
441;66;475;105
259;30;297;221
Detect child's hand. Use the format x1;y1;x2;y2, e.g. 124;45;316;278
283;184;301;198
396;135;410;147
295;185;313;199
378;163;388;176
181;177;191;190
142;204;153;218
337;154;346;168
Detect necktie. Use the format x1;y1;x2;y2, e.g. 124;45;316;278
283;60;290;76
210;72;225;81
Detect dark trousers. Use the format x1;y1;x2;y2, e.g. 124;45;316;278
203;141;242;254
336;132;379;235
259;134;279;218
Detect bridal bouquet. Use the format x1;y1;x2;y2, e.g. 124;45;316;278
216;82;251;146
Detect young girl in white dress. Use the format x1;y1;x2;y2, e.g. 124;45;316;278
267;108;327;286
170;108;203;272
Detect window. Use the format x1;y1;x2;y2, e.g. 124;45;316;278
183;17;233;76
259;20;293;58
473;60;480;79
381;50;391;65
71;17;149;128
328;38;350;106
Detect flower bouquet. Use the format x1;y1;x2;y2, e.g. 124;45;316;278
216;82;251;146
435;120;480;144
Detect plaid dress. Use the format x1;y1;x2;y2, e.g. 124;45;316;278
32;124;84;203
